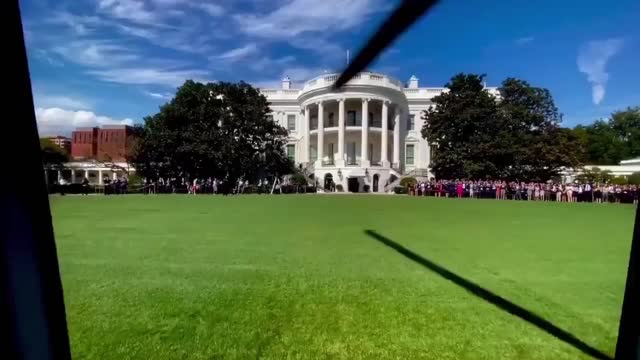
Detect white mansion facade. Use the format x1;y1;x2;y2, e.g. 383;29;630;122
261;72;498;192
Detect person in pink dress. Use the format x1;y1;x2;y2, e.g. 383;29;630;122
456;181;464;198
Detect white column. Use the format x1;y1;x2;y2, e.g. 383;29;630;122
393;108;400;167
381;100;389;167
316;102;324;166
361;99;369;167
113;172;117;180
71;169;76;183
44;169;49;184
85;170;90;182
57;170;62;182
337;98;345;167
98;170;103;185
304;106;310;163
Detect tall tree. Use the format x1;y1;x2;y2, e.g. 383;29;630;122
571;107;640;164
422;73;502;179
40;138;69;169
422;74;581;180
131;80;293;185
498;78;581;180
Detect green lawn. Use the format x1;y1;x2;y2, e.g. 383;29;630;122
50;195;635;360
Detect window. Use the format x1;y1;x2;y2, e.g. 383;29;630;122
327;143;334;164
347;142;356;164
368;111;374;125
287;114;296;131
406;144;415;165
310;145;317;162
310;116;318;130
407;114;415;131
347;111;356;126
328;113;335;127
286;144;295;161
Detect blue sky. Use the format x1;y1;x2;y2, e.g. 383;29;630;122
22;0;639;135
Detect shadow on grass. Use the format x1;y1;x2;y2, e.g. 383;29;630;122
364;229;612;360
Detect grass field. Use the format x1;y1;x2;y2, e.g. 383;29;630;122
50;195;635;360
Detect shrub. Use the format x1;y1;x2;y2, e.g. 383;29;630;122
128;173;144;188
394;186;407;194
628;172;640;185
336;184;343;192
291;173;307;186
363;185;370;192
611;176;628;185
399;176;417;187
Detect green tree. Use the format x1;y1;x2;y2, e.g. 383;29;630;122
40;138;69;169
131;80;293;185
422;74;502;179
572;107;640;164
422;74;580;180
498;78;582;181
628;172;640;185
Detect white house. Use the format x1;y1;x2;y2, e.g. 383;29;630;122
561;157;640;183
261;71;499;192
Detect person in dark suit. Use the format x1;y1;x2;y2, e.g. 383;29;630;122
81;177;89;195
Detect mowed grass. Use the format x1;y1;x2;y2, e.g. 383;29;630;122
50;195;635;360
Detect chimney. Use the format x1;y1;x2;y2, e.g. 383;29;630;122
282;76;291;89
408;75;419;89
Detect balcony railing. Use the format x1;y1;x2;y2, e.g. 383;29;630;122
346;160;361;166
370;161;382;167
322;159;335;166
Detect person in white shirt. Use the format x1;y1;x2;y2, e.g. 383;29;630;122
58;178;67;196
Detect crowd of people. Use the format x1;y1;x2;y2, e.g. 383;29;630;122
406;180;639;204
143;177;281;195
103;176;129;195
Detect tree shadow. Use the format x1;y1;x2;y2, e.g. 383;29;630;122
364;229;612;360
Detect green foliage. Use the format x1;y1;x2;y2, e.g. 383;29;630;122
422;74;580;181
572;107;640;164
628;172;640;185
399;176;417;187
611;176;628;185
393;186;407;194
128;173;144;188
575;167;613;184
290;173;307;186
131;80;293;184
40;138;69;168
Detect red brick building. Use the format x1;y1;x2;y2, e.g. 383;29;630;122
71;125;135;161
71;127;99;159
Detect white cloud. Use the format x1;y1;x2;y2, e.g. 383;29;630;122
88;67;211;86
194;3;225;16
36;107;134;136
248;55;296;72
213;43;259;61
35;95;92;110
235;0;385;38
98;0;157;24
144;91;173;100
515;36;534;46
53;40;139;67
577;38;624;105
